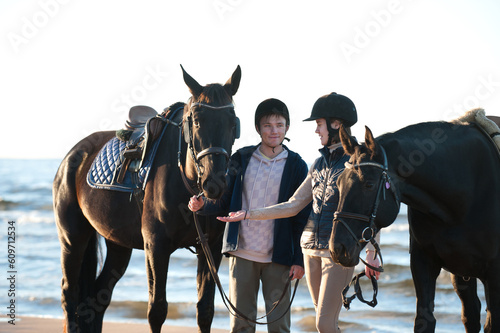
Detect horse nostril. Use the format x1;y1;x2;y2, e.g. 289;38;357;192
332;242;349;260
202;177;226;199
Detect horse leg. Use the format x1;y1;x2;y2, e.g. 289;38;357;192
90;239;132;332
196;233;223;333
451;274;481;333
56;209;96;333
410;240;441;333
483;272;500;333
144;232;171;333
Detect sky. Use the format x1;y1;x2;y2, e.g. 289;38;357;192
1;0;499;164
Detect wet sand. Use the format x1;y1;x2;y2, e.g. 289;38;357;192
1;316;261;333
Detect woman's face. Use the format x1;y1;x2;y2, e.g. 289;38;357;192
315;118;341;146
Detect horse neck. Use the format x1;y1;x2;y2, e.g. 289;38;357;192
152;109;198;193
382;122;474;222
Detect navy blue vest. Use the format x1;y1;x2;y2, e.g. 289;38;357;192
301;146;349;249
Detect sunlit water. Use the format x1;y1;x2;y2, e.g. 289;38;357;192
0;159;486;332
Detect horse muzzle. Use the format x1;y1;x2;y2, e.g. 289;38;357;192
330;242;361;267
330;218;363;267
202;174;227;199
195;147;230;199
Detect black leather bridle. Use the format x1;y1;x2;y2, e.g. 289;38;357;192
183;101;234;191
333;145;400;273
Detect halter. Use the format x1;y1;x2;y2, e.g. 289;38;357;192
183;101;235;192
333;145;400;273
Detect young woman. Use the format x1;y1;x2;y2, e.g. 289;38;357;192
197;93;381;333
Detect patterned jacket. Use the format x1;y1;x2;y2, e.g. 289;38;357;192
300;146;349;249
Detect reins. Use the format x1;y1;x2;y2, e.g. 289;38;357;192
174;102;299;324
342;271;378;310
192;202;299;325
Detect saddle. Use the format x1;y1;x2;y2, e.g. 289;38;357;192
115;105;158;183
452;108;500;151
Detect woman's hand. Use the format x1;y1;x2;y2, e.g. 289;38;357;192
217;210;247;222
365;251;381;280
188;195;204;212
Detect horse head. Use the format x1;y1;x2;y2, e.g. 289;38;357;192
181;65;241;199
330;125;401;267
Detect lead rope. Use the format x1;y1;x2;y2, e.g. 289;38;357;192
191;207;300;324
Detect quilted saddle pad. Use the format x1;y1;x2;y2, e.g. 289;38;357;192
86;136;159;192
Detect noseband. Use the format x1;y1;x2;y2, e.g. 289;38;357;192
334;145;400;272
184;102;234;191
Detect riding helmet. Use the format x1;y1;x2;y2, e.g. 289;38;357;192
303;92;357;127
254;98;290;131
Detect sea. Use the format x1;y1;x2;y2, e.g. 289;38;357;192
0;159;487;332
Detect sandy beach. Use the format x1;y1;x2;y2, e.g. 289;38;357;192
0;316;258;333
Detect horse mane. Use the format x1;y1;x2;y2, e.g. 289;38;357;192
197;84;233;105
147;83;235;142
146;102;186;142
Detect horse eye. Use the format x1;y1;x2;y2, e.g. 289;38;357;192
193;120;200;128
365;181;375;189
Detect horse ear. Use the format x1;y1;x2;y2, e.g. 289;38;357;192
340;124;358;155
180;65;203;98
364;126;379;157
224;65;241;96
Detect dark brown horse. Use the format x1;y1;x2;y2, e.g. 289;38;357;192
330;116;500;332
53;65;241;332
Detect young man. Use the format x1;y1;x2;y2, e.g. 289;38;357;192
189;98;310;333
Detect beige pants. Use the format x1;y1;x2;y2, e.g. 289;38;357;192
304;254;355;333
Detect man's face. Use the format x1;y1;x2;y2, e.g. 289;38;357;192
257;115;288;148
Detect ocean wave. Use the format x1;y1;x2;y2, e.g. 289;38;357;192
384;221;409;232
0;197;19;209
0;210;55;224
